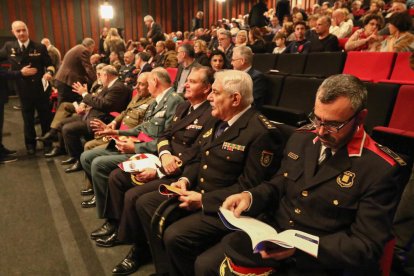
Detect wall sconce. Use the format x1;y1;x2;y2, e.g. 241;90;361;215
100;1;114;19
216;0;226;2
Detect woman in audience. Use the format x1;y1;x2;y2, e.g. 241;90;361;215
248;27;267;53
163;40;178;68
235;30;248;47
380;12;414;52
345;14;384;51
209;50;227;72
272;32;287;53
104;28;126;59
281;21;295;42
193;39;210;66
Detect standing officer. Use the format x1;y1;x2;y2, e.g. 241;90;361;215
0;21;55;155
136;70;284;276
209;74;406;275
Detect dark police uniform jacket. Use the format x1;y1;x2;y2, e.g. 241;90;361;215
226;125;404;274
156;100;212;172
181;108;284;225
0;40;54;98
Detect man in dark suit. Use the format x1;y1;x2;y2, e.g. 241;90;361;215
231;46;268;111
0;21;56;155
217;30;235;69
54;38;96;105
134;52;152;78
136;70;284;276
173;44;199;95
144;15;165;45
59;65;130;173
0;65;38;163
202;74;405;275
91;66;214;275
79;67;183;214
119;51;136;88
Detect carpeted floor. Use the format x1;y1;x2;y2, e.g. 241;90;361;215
0;98;154;275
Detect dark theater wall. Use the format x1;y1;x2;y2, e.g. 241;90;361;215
0;0;280;54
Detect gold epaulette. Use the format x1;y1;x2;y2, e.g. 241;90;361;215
376;144;407;166
258;114;276;129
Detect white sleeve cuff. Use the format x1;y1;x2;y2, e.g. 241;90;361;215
242;191;253;211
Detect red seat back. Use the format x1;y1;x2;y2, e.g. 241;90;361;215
166;67;178;83
379;238;395;276
388;85;414;131
343;52;396;82
389;52;414;83
338;38;348;50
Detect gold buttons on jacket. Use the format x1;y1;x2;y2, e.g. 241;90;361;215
182;141;186;145
226;156;230;160
283;172;288;177
205;151;209;156
333;200;339;206
200;178;204;183
301;191;308;197
178;153;182;157
294;208;301;214
203;165;208;170
289;220;294;226
172;136;175;140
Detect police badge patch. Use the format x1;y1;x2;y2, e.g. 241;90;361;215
337;171;355;188
260;150;273;167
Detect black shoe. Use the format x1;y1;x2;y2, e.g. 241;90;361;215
26;145;36;155
90;220;116;239
81;188;94;196
81;196;96;209
0;155;18;164
1;147;17;156
36;130;57;143
112;246;141;275
65;161;82;173
44;147;64;158
61;157;77;165
95;233;123;247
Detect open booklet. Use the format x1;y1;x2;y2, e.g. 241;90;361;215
218;207;319;258
118;153;161;173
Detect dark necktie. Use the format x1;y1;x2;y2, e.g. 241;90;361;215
316;147;332;173
188;106;194;115
21;44;26;52
215;121;229;138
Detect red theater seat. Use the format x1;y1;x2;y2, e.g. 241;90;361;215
380;52;414;85
343;52;396;82
166;67;178;83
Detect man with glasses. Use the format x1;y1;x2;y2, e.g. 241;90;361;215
197;74;406;275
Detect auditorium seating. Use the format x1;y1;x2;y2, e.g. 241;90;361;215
343;52;396;82
364;82;400;133
380;52;414;85
273;53;307;75
252;54;278;73
263;74;284;106
166;67;178;83
302;52;346;78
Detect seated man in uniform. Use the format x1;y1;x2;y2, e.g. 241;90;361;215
134;70;285;276
201;74;406;275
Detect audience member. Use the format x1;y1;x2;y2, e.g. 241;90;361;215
144;15;165;45
209;50;228;72
119;51;136;88
285;21;311;53
135;52;152;77
109;51;122;72
309;15;340;52
152;41;166;68
59;65;131;173
345;14;383;51
232;46;268;111
55;38;96;105
330;8;353;38
235;30;248;47
192;11;204;31
0;20;55;155
41;38;61;70
136;69;283;276
104;28;126;60
272;32;287;53
199;74;405;275
248;27;267;53
163;40;178;68
173;44;199;95
194;40;210;66
380;12;414;52
218;29;235;68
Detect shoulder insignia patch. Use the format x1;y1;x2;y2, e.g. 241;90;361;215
202;128;213;138
260;150;273;167
376;144;407;166
258;114;276;129
296;124;315;132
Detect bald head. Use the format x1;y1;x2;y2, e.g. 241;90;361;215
11;21;29;43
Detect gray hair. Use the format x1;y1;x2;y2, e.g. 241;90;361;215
82;37;95;47
101;65;118;76
191;65;215;86
316;74;367;112
218;29;232;39
233;45;253;65
214;70;253;107
151;67;171;85
144;15;154;22
179;43;195;58
96;63;107;71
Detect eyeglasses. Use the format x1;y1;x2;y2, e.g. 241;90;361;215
308;111;358;133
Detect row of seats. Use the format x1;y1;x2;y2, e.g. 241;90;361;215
253;52;414;85
261;74;406;134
